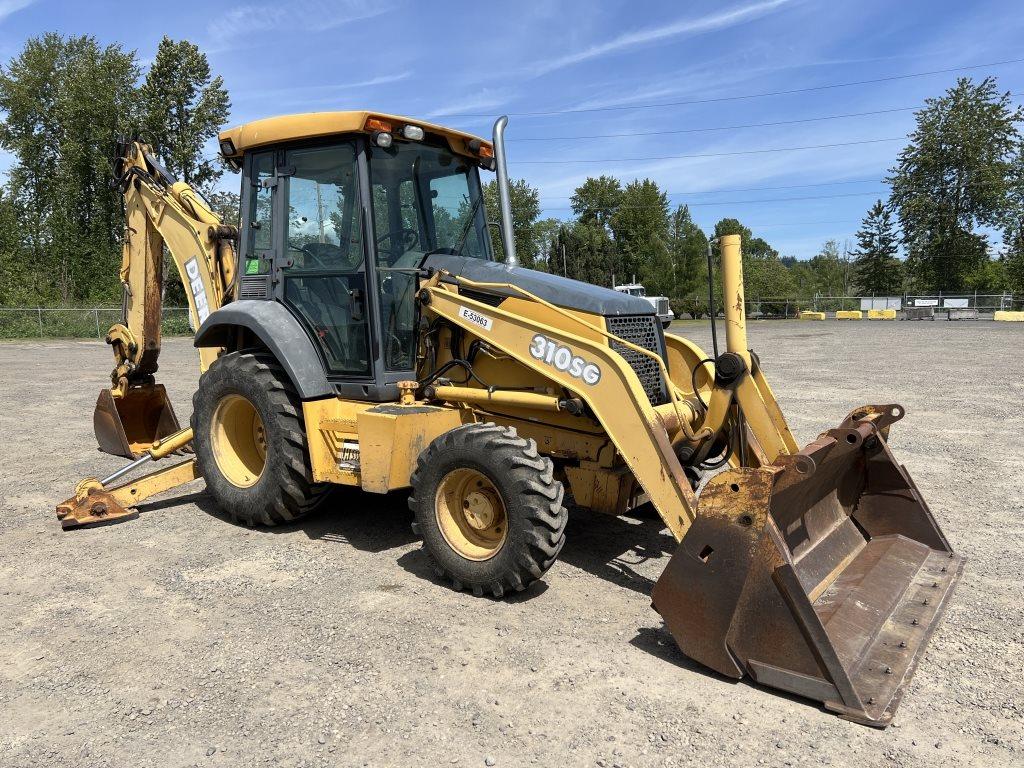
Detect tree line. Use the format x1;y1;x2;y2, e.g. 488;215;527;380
1;31;1022;310
0;33;228;306
484;76;1024;308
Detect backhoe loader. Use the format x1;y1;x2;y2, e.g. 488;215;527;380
57;111;963;727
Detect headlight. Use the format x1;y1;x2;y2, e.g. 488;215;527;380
373;131;393;148
401;125;424;141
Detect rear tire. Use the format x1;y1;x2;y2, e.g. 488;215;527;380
192;351;329;526
409;423;567;597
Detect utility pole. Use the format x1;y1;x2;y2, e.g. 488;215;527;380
315;183;326;243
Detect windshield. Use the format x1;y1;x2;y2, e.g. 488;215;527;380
368;141;491;267
367;140;491;371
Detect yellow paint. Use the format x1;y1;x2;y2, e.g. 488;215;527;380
835;310;863;320
719;234;750;367
356;405;466;493
800;311;826;320
868;309;897;320
433;468;507;561
994;310;1024;321
219;111;489;159
564;464;636;516
210;394;266;488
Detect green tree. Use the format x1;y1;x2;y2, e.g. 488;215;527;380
1005;225;1024;297
570;175;622;229
532;217;560;273
808;239;847;296
611;179;669;286
208;190;241;227
711;217;791;300
140;36;230;191
551;220;618;286
0;33;140;304
482;177;541;266
852;200;903;295
888;77;1023;292
667;205;708;311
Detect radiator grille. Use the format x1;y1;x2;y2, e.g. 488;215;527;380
605;314;667;406
656;297;670;315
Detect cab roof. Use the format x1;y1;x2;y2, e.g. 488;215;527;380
218;111;491;161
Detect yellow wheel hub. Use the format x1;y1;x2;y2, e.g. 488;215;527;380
211;394;267;488
435;468;507;561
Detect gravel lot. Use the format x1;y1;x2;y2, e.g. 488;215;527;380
1;320;1022;768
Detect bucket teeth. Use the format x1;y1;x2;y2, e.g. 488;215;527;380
652;407;962;727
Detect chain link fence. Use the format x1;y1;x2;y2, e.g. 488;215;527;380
0;307;193;339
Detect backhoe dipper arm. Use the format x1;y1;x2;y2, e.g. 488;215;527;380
109;140;237;395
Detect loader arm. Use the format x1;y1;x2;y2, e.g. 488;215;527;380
418;236;962;727
416;236;802;544
94;141;238;458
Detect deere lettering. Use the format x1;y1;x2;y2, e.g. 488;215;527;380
185;257;210;325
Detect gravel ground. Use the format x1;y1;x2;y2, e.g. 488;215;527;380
0;320;1021;768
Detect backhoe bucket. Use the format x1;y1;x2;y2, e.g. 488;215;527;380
93;384;182;459
652;405;964;727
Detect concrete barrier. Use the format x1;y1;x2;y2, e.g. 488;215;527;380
994;310;1024;322
868;309;897;320
799;311;826;320
835;310;863;320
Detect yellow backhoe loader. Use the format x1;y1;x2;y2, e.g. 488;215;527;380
57;112;963;727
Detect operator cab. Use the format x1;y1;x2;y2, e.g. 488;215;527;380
219;112;495;395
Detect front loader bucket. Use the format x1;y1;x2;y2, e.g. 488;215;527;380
94;384;182;459
652;404;964;727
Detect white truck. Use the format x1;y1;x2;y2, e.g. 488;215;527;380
613;283;674;329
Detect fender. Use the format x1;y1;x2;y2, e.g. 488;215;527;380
194;301;333;400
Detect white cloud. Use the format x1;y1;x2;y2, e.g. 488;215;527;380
525;0;796;77
425;89;511;119
207;0;388;51
0;0;36;23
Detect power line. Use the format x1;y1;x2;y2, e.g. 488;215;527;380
541;190;884;211
514;137;904;164
508;91;1024;141
445;57;1024;118
513;107;916;140
541;178;883;199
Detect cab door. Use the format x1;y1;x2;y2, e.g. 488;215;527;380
276;142;372;377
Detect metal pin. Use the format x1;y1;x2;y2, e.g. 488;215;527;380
899;641;907;648
885;667;893;675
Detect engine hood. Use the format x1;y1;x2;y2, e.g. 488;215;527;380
423;254;654;317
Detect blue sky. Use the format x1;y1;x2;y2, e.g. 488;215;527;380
1;0;1023;259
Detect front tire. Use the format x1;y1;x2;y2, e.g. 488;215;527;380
192;351;328;526
409;423;567;597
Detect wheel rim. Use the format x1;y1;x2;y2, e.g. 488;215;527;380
210;394;267;488
434;468;508;561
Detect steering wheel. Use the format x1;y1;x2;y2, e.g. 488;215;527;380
376;227;419;257
291;241;362;271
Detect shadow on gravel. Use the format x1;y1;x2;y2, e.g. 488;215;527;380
188;486;418;553
630;624;837;717
558;505;677;597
